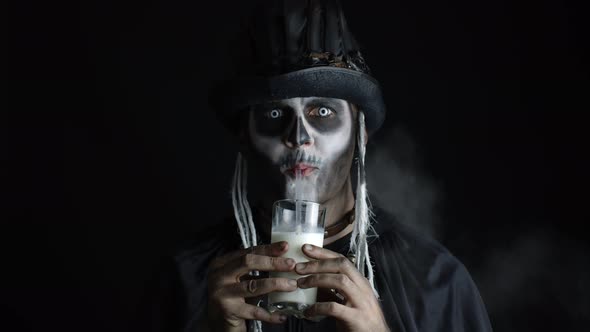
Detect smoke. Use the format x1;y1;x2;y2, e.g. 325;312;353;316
285;170;318;202
365;126;441;238
362;126;590;328
474;229;590;328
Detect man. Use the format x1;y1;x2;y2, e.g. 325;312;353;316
149;1;493;331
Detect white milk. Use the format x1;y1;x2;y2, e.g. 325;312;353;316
268;231;324;305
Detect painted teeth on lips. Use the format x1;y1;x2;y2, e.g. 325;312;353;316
288;163;317;177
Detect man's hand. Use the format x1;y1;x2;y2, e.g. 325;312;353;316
295;244;391;332
207;241;297;332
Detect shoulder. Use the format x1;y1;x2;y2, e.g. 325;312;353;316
172;219;240;274
165;219;241;310
370;207;474;288
159;220;240;331
370;206;457;275
369;207;492;331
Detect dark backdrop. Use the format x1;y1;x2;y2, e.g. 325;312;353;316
4;0;589;331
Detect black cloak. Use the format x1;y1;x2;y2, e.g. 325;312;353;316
142;206;493;332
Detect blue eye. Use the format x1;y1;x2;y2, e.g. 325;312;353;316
266;109;283;119
318;107;333;117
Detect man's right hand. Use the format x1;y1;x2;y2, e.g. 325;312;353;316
206;241;297;332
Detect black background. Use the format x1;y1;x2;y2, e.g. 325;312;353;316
3;0;589;331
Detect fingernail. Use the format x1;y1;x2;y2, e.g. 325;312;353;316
295;262;306;271
287;279;297;287
303;244;313;251
297;277;307;287
285;258;295;266
279;241;288;249
279;314;288;322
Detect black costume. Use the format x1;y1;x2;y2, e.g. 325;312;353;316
146;207;492;332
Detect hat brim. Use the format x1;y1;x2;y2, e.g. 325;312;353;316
209;66;386;136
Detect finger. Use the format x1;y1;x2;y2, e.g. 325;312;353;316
245;294;264;306
220;254;296;282
234;303;289;324
238;273;265;282
304;302;353;321
210;242;289;270
294;256;366;286
239;275;264;305
221;278;298;298
297;273;362;306
317;287;345;304
300;244;342;260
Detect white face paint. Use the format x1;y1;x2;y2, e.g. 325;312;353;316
247;97;356;203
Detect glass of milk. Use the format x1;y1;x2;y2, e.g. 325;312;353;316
267;199;326;318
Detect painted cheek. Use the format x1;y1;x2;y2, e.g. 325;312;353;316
311;133;348;164
308;115;352;162
249;123;285;164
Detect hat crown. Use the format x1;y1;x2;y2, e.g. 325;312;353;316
210;0;386;136
238;0;371;76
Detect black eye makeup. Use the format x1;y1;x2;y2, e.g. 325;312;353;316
251;104;293;137
265;108;284;119
308;106;335;118
250;98;349;137
305;102;343;132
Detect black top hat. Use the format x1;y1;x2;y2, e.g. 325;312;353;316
209;0;386;136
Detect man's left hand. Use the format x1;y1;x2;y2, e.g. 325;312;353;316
295;244;391;332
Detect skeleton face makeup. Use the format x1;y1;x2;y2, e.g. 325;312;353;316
246;97;356;204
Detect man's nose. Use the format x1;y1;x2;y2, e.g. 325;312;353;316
284;117;313;148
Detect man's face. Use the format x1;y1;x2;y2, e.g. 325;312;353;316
245;97;356;204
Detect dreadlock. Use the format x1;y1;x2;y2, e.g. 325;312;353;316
350;111;379;297
231;152;258;249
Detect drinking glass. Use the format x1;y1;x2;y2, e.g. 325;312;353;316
267;199;326;318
